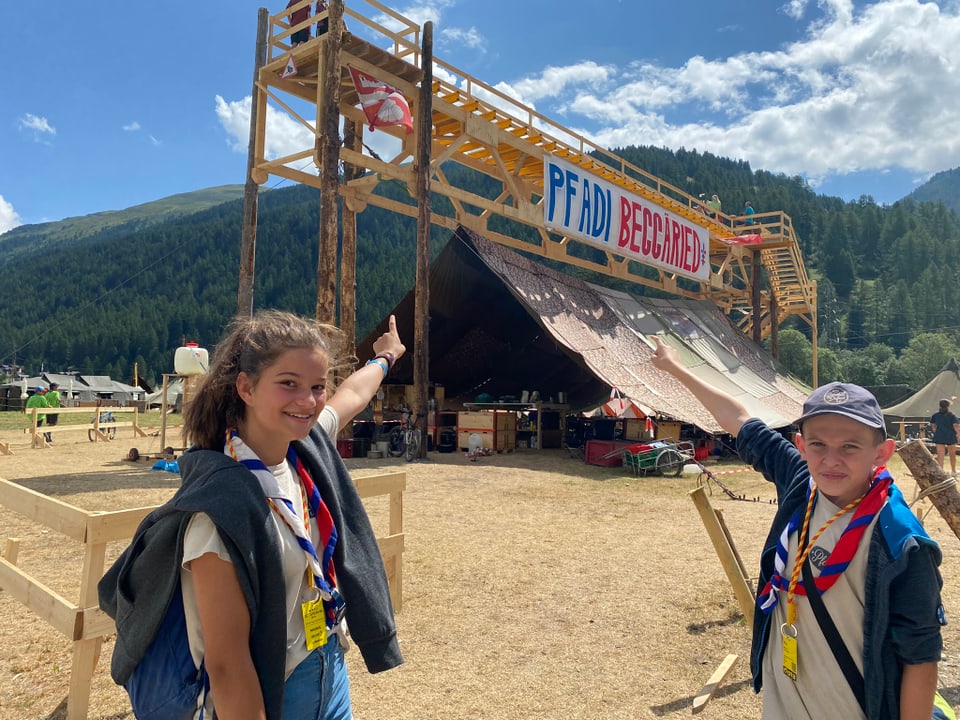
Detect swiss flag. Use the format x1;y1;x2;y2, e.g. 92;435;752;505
347;65;413;134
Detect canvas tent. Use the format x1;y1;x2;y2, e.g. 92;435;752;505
357;226;810;435
882;358;960;434
145;377;185;411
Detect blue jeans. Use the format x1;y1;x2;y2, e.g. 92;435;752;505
282;636;352;720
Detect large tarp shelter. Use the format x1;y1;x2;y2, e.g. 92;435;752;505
883;359;960;427
358;227;809;435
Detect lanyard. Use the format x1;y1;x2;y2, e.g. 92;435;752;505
784;489;863;627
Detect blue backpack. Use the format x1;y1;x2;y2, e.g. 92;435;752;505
124;583;209;720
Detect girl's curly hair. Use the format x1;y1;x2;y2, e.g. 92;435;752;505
183;310;350;450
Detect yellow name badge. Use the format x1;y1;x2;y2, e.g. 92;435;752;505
781;624;798;681
301;598;328;651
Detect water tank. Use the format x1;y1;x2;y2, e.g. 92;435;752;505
174;342;209;375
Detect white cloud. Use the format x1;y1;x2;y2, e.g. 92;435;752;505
149;135;161;146
0;195;22;235
440;26;484;51
122;121;141;132
18;113;56;140
498;0;960;189
216;94;315;161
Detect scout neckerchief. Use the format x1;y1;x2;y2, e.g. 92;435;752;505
224;430;339;601
759;466;891;681
757;466;892;614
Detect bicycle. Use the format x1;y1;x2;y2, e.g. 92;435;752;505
88;410;117;441
387;409;423;462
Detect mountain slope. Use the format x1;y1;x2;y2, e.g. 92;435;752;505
2;150;960;385
0;185;246;269
908;168;960;215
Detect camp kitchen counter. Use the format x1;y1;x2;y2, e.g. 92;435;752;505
461;402;569;451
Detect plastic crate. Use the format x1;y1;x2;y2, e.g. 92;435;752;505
336;439;353;458
584;440;624;467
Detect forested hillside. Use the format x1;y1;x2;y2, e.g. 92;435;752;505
3;147;960;391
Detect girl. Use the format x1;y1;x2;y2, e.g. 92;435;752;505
102;310;403;720
930;397;960;476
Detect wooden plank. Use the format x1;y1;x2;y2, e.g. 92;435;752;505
689;486;755;625
0;557;79;637
0;477;89;541
67;637;101;720
376;533;405;612
77;607;115;641
692;654;738;714
353;471;406;498
85;506;157;544
3;537;20;564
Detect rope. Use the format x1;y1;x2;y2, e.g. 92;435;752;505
909;475;957;508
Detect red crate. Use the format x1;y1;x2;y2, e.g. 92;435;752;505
585;440;625;467
336;439;354;458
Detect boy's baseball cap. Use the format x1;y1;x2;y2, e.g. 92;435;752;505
797;382;885;429
34;386;45;393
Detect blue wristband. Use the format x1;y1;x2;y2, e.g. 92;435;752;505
365;358;388;377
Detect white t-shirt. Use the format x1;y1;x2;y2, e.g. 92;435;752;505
180;459;313;687
318;404;339;438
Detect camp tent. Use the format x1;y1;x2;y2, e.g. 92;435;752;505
882;358;960;437
357;226;810;434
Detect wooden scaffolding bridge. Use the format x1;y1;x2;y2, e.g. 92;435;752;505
248;0;818;369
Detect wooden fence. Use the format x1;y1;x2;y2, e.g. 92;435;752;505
0;469;405;719
0;406;150;454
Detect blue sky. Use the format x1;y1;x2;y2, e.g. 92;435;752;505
4;0;960;234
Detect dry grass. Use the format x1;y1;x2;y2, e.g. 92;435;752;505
0;432;958;719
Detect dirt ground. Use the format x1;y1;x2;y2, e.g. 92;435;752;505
1;429;959;720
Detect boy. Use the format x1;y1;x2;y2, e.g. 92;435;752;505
651;337;944;720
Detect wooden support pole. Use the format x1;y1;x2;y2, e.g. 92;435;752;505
897;439;960;542
751;252;762;345
238;8;269;318
412;22;433;458
2;537;19;565
689;486;755;625
315;0;344;325
769;291;779;360
692;653;738;714
340;117;360;364
810;278;819;387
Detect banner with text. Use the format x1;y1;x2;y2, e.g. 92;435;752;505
543;156;709;282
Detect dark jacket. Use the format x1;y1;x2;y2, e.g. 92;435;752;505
737;418;943;720
99;426;402;719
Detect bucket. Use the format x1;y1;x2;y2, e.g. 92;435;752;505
174;342;209;375
376;440;390;455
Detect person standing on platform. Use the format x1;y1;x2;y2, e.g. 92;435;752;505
744;201;756;225
286;0;311;45
315;0;329;36
707;193;722;218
